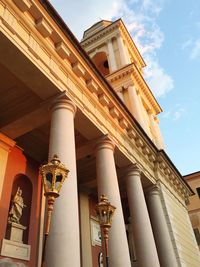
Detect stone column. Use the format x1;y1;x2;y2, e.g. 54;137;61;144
154;116;165;150
107;39;117;72
117;34;130;66
138;93;152;137
126;165;160;267
46;99;80;267
95;137;131;267
127;86;146;128
146;184;178;267
116;87;124;102
148;110;165;149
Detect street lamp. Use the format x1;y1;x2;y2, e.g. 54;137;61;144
39;154;69;267
96;195;116;267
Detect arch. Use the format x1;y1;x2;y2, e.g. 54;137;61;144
92;52;110;76
6;174;33;244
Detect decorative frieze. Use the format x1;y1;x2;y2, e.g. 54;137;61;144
86;79;99;94
148;154;156;162
135;138;144;148
159;161;166;170
50;58;60;79
142;146;150;156
2;8;17;34
12;0;32;12
98;94;110;106
119;118;128;129
72;62;86;77
127;128;137;139
36;17;53;38
170;174;175;181
55;41;71;59
164;168;171;176
109;107;119;118
28;35;40;58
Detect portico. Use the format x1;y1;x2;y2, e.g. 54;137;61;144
0;1;199;267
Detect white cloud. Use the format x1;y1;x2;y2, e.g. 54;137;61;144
110;0;173;97
181;38;193;50
162;107;185;121
141;0;163;15
182;37;200;60
144;58;174;97
51;0;173;97
190;39;200;59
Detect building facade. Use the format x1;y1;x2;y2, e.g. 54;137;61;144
0;1;199;267
184;172;200;250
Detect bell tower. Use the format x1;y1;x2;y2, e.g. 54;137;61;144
81;20;164;149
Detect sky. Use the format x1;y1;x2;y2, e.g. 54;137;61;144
51;0;200;175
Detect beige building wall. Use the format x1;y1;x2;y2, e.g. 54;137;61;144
161;184;200;266
184;172;200;250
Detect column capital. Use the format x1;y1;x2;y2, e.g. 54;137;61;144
146;183;161;197
126;164;141;178
94;135;115;153
106;37;112;44
116;32;121;38
51;99;77;117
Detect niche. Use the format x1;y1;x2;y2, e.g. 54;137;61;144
6;174;33;244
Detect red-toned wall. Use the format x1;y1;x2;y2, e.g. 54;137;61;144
0;146;42;267
89;195;102;267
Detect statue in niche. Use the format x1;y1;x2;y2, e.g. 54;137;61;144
8;187;26;224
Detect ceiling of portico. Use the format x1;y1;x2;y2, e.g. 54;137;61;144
0;63;42;127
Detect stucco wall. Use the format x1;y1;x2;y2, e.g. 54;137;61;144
161;185;200;267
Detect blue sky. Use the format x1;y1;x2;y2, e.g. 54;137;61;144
51;0;200;175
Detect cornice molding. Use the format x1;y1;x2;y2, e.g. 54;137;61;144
154;154;192;201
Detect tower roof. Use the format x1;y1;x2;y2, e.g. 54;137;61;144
82;20;112;40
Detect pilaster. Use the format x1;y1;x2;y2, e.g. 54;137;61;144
0;133;15;200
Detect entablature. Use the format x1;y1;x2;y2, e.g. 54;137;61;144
154;151;193;202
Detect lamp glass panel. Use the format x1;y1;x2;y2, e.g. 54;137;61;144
46;172;53;189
